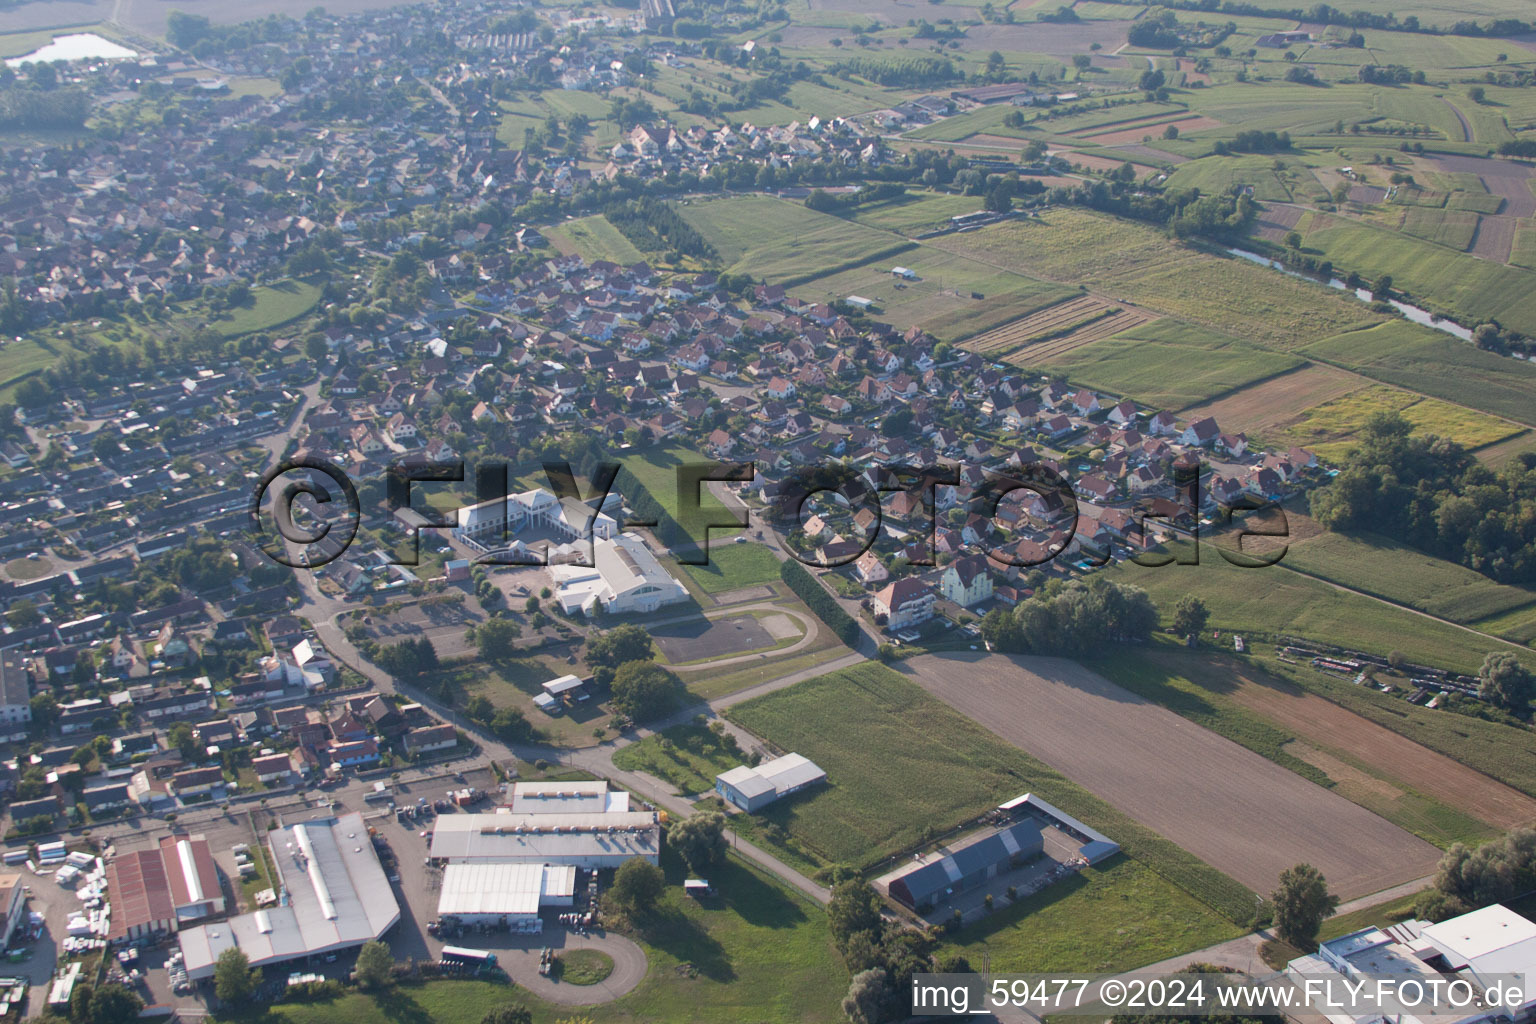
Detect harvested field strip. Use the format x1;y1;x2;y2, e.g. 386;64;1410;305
898;651;1442;900
1085;117;1225;147
1075;112;1203;139
962;295;1108;355
1060;108;1203;138
1008;308;1159;364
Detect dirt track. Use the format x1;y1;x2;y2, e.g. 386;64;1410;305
899;651;1441;898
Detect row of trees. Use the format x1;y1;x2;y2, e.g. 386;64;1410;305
1415;828;1536;921
779;559;863;648
980;578;1158;654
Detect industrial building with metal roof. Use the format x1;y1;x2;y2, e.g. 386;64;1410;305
437;863;576;930
177;812;399;980
107;834;224;942
429;811;660;868
509;780;630;815
881;821;1045;911
715;753;827;812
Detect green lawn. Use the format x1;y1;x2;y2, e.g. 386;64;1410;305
842;191;985;235
244;848;848;1024
727;662;1257;923
612;722;745;796
682;543;783;595
544;214;645;265
678;195;915;286
210;279;323;339
938;856;1241;973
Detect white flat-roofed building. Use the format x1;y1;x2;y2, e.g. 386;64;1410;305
177;812;399;980
715;753;826;812
429;811;659;868
1289;903;1536;1024
549;533;687;616
437;863;575;929
510;781;630;815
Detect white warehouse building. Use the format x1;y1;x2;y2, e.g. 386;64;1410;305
437;863;576;931
549;533;688;616
429;811;660;869
715;753;827;812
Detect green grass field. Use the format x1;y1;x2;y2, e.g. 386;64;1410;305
728;662;1258;923
939;855;1241;973
211;280;323;338
616;442;746;550
1302;322;1536;428
1399;207;1479;250
544;214;645;264
244;847;848;1024
1279;531;1536;632
842;191;985;235
1282;383;1524;461
678;195;915;286
1164;154;1300;203
1098;543;1531;675
612;722;744;795
683;542;783;595
1041;319;1304;411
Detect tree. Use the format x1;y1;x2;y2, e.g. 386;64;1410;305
87;985;143;1024
167;721;199;760
1478;652;1534;715
1171;596;1210;639
473;617;523;662
670;812;728;874
842;968;895;1024
609;661;685;721
353;940;394;989
585;624;654;669
480;1006;533;1024
1271;863;1337;948
828;879;883;950
1469;85;1486;103
1163;123;1179;140
213;946;258;1004
607;857;664;918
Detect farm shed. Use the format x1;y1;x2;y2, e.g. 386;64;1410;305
714;752;826;812
883;821;1044;911
1000;793;1120;864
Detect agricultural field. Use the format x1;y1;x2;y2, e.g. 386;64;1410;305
961;295;1123;357
1398;207;1479;250
1279;530;1536;632
1177;363;1365;443
841;191;984;235
930;210;1387;350
1098;542;1532;675
1164;154;1310;203
1276;383;1524;462
1259;655;1536;802
1301;322;1536;428
897;651;1440;899
678;195;914;285
1298;213;1536;338
792;247;1075;342
727;662;1258;923
1031;319;1304;410
1089;644;1509;845
543;214;644;265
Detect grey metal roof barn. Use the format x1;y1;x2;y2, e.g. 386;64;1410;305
885;821;1044;910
